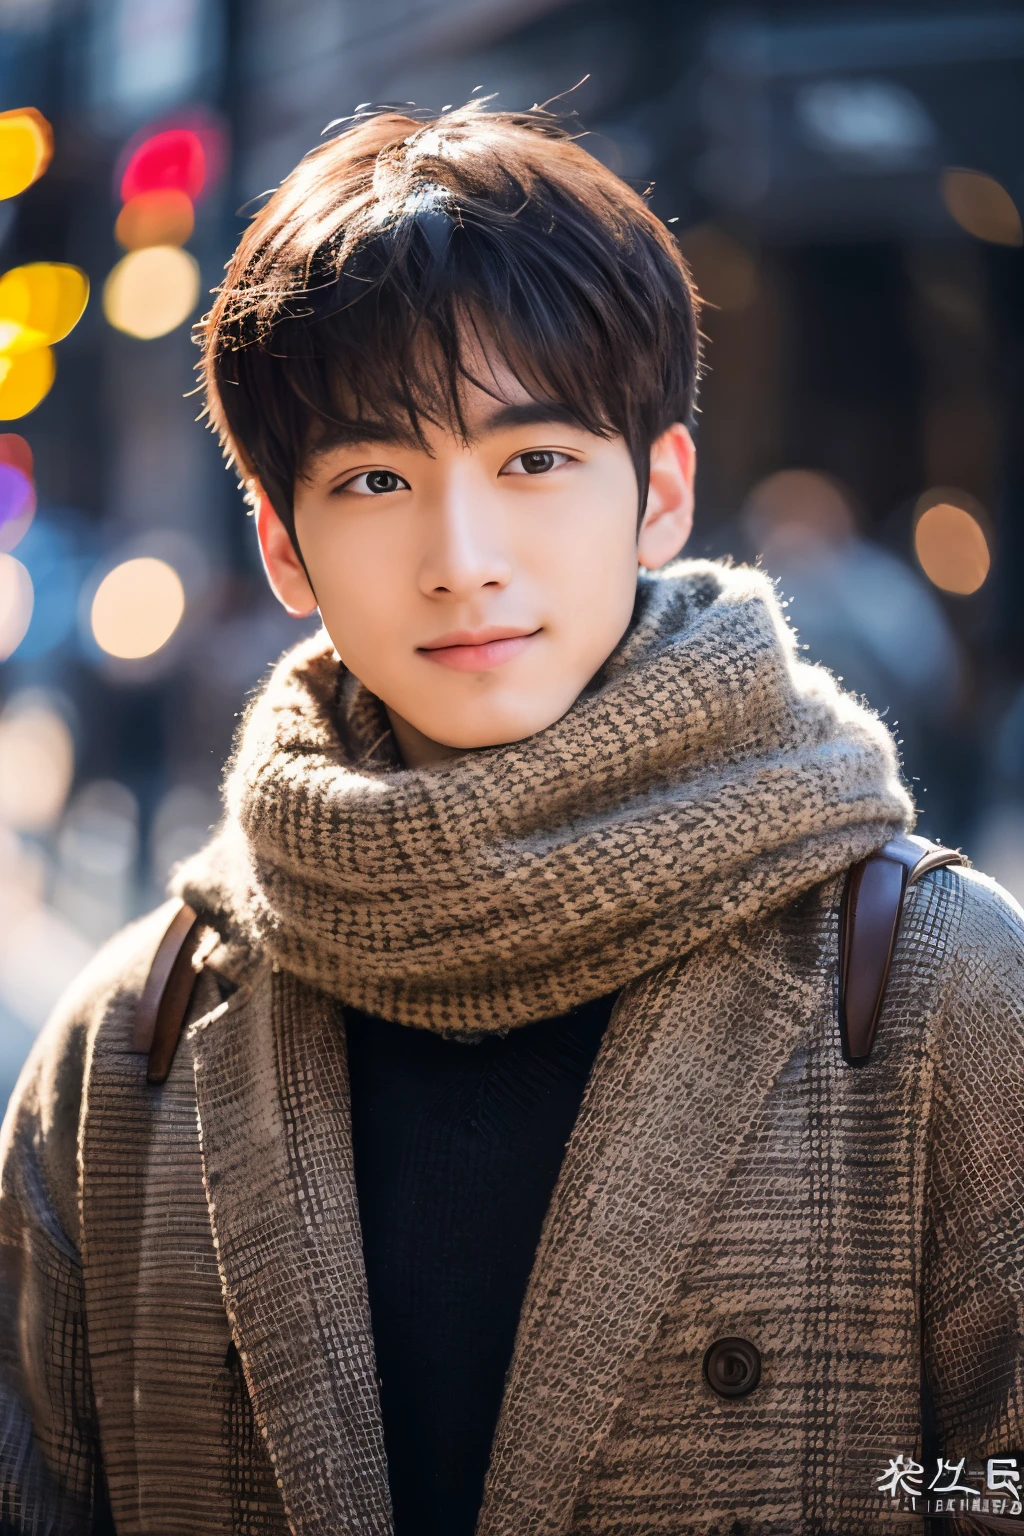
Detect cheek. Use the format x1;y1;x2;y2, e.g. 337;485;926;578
535;498;639;657
568;552;638;670
295;505;409;653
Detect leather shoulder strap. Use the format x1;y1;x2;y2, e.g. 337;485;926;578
839;834;968;1066
131;899;204;1084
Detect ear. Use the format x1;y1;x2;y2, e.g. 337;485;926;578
254;488;318;617
637;423;696;570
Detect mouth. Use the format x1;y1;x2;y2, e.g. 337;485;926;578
417;626;541;673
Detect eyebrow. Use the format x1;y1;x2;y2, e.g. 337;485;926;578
305;420;421;463
304;399;589;467
475;400;587;435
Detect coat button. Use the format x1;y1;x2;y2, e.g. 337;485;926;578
702;1336;761;1397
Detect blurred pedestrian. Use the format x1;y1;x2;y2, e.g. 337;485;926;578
744;467;969;839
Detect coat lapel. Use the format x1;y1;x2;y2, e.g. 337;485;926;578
191;962;392;1536
189;908;828;1536
478;912;830;1536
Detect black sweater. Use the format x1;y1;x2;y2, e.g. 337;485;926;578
344;992;617;1536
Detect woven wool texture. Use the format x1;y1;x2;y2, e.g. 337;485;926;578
177;559;913;1031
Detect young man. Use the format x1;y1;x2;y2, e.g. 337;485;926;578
2;101;1024;1536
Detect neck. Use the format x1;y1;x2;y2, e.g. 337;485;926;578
385;706;469;769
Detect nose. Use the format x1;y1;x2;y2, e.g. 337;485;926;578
417;476;511;601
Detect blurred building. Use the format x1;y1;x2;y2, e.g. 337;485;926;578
0;0;1022;1107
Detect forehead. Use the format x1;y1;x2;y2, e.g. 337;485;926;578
303;361;597;469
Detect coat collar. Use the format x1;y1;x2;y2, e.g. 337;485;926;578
192;910;829;1536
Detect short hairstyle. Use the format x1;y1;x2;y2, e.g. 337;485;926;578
197;100;702;540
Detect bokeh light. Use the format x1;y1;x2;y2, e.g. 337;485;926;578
120;128;205;203
0;691;74;832
0;346;54;419
0;262;90;345
16;518;89;659
0;319;46;354
0;434;34;554
914;495;991;595
0;432;32;478
795;79;934;166
0;107;53;201
0;551;32;657
742;468;857;557
0;462;34;552
0;266;87;418
90;556;185;658
115;188;195;251
941;168;1023;248
102;246;200;339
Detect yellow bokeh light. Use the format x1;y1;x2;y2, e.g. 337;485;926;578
914;498;990;595
941;168;1023;248
0;108;53;201
0;550;32;657
102;246;200;340
0;318;47;354
0;694;74;832
0;346;55;419
91;557;185;659
115;189;195;251
0;262;89;345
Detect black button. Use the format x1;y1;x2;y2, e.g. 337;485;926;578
702;1336;761;1397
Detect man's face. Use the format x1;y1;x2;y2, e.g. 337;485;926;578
259;364;695;763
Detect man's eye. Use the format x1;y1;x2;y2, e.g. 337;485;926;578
339;470;410;496
502;450;570;476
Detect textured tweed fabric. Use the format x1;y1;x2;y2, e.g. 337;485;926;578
177;559;913;1032
4;868;1024;1535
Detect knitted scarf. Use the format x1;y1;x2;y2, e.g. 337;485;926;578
176;559;913;1033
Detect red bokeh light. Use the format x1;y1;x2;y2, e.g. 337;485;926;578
120;129;206;204
0;433;33;479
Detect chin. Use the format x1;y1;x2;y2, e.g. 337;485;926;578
428;700;569;751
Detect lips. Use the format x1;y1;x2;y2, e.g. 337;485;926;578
418;627;539;672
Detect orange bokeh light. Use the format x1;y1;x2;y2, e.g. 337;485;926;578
941;168;1023;248
115;188;195;251
914;498;991;595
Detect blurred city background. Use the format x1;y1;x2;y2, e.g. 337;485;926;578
0;0;1022;1110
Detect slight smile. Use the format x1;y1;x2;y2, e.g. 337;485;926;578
418;626;541;672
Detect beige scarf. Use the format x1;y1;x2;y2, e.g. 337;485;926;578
176;559;913;1033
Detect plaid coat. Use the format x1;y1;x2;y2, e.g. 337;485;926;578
2;860;1024;1535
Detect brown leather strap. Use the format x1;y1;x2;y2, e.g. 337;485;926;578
132;900;203;1084
839;835;968;1066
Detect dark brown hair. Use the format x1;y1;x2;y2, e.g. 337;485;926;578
197;100;702;538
